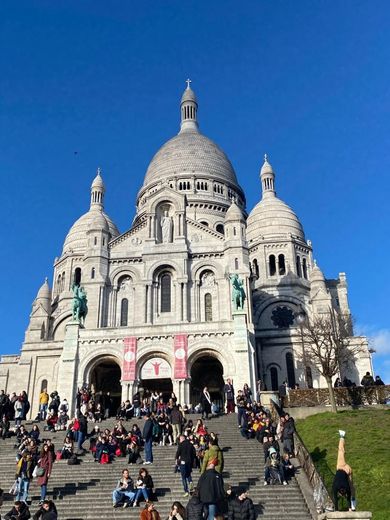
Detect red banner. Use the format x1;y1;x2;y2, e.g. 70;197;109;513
123;337;137;381
174;334;188;379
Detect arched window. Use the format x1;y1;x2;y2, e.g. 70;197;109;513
286;352;296;388
278;254;286;275
91;267;95;279
233;227;237;236
160;273;171;313
205;293;213;322
270;367;278;391
200;221;209;227
94;236;97;245
120;298;128;326
41;379;48;392
234;258;239;270
269;255;276;276
253;259;259;278
40;322;45;340
306;366;313;389
216;224;224;235
61;272;65;292
302;258;308;279
74;267;81;285
296;255;302;277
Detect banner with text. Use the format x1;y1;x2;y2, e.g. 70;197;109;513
174;334;188;379
123;337;137;381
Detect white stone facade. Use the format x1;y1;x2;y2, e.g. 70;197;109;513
0;85;371;418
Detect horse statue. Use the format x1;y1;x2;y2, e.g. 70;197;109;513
229;273;246;311
72;284;88;324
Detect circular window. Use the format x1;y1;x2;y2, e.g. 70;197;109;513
271;306;294;328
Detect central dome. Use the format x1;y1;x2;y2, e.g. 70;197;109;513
143;130;239;187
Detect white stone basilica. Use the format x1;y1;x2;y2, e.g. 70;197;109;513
0;83;372;417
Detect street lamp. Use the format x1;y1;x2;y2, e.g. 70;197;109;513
295;309;312;388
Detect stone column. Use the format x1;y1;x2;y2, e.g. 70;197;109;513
57;321;80;418
183;378;191;406
121;382;130;402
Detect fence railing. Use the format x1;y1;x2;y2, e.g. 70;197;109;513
285;385;390;407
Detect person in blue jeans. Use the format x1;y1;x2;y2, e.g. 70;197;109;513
112;469;136;508
15;452;33;503
143;413;153;464
133;467;154;507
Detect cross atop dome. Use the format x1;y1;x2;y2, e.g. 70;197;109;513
186;78;192;89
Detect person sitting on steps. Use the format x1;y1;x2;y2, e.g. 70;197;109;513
112;468;136;508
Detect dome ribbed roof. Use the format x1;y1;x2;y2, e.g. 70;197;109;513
310;263;325;284
62;208;119;254
225;200;244;221
143;130;239;188
36;278;50;300
247;196;305;243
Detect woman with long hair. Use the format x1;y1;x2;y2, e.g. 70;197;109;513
133;467;154;506
37;443;53;504
167;501;186;520
140;501;161;520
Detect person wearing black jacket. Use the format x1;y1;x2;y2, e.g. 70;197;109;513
176;435;196;496
32;500;57;520
197;461;225;520
143;413;153;464
4;500;31;520
77;413;88;453
282;413;295;455
228;488;255;520
186;488;204;520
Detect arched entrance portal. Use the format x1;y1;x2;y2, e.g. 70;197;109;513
90;359;121;416
190;356;224;408
140;357;173;402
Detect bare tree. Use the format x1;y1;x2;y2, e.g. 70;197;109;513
297;309;365;412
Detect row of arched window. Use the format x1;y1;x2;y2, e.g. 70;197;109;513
296;255;308;279
269;353;313;390
178;181;191;190
251;254;309;280
196;181;208;191
182;105;196;120
214;184;224;195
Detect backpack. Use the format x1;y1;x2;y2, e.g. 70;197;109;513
67;454;79;465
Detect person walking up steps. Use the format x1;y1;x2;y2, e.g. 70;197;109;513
332;430;356;511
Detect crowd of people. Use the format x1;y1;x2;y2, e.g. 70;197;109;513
0;371;375;518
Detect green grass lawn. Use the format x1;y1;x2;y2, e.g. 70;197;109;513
296;409;390;520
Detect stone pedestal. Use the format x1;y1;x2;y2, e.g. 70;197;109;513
57;321;80;417
232;311;256;391
259;391;280;409
318;513;372;520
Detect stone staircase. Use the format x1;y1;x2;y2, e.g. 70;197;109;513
0;414;313;519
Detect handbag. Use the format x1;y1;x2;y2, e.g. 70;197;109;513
9;479;18;495
35;466;45;477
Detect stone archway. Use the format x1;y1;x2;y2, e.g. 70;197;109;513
190;355;224;408
90;357;122;416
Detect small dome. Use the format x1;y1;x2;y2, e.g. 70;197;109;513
62;209;119;254
143;131;239;187
225;200;244;222
260;156;274;175
247;196;305;243
36;278;50;300
91;171;105;189
310;262;325;284
181;87;197;104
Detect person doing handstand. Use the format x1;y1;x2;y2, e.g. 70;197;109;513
332;430;356;511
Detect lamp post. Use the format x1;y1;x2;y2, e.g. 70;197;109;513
295;309;310;388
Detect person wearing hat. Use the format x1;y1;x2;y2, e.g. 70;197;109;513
227;487;255;520
264;447;287;486
197;459;225;520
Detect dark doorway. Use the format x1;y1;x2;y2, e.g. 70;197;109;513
190;356;224;408
140;378;173;402
270;367;279;391
91;360;122;415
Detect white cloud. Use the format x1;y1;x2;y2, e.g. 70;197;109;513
356;325;390;355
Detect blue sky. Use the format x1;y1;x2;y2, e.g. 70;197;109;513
1;1;389;381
